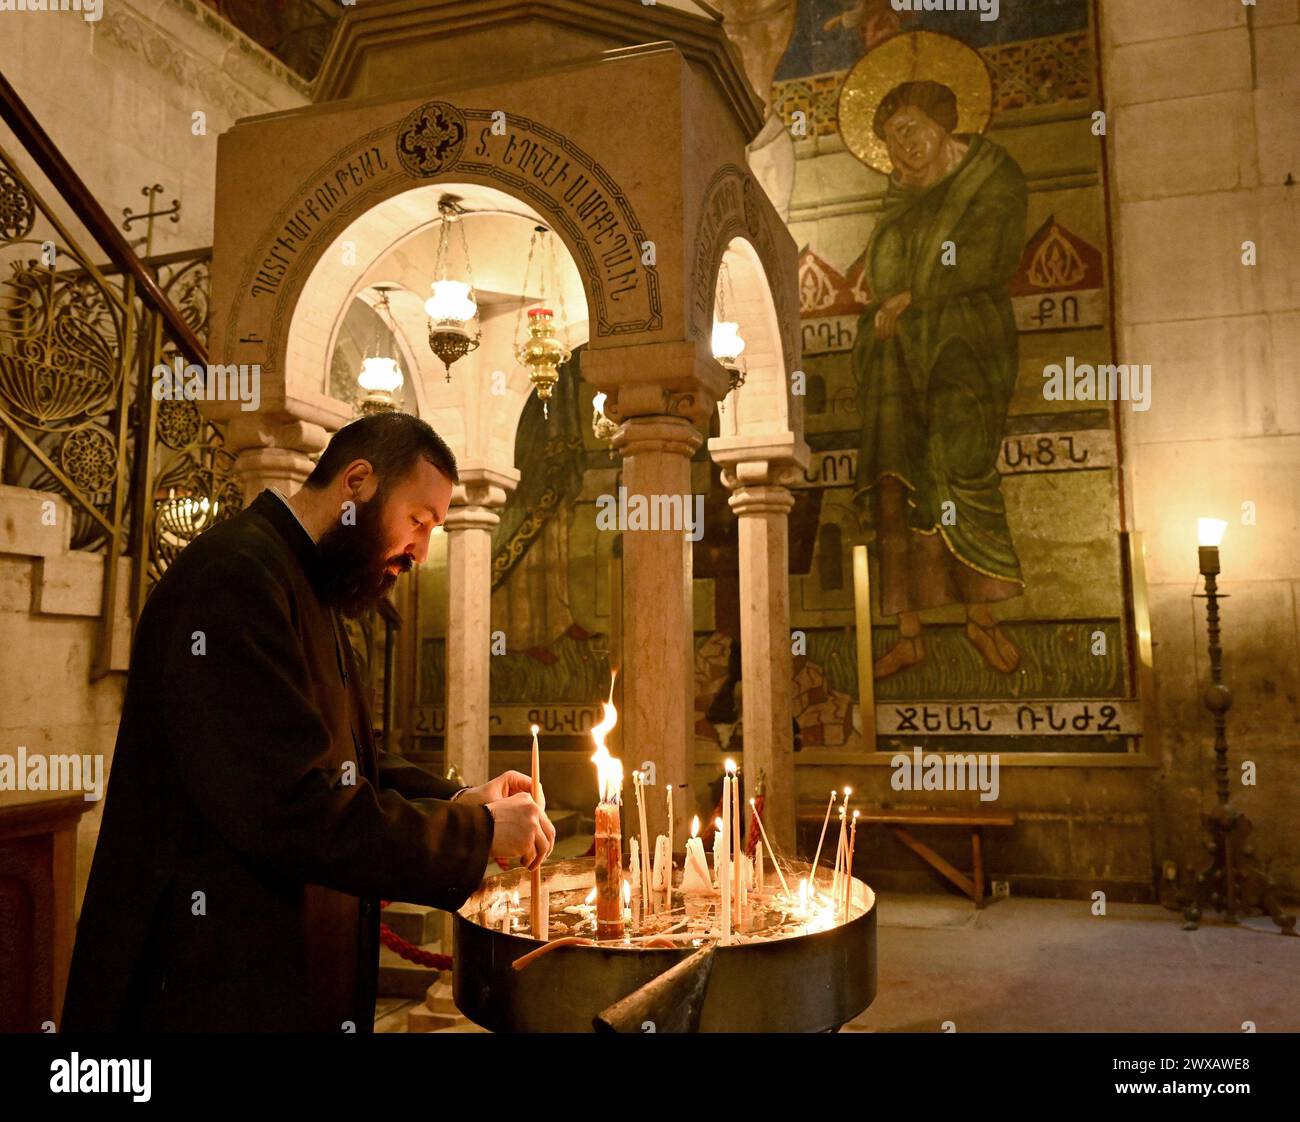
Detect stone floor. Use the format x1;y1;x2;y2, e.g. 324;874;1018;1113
375;892;1300;1033
846;894;1300;1033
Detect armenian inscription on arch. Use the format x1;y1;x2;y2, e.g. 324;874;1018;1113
225;100;662;362
395;102;662;337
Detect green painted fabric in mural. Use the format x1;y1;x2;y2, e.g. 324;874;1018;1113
851;134;1027;584
490;349;586;590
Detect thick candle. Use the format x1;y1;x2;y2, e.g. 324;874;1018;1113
590;696;624;940
594;800;624;939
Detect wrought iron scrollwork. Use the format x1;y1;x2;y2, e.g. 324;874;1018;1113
0;140;242;662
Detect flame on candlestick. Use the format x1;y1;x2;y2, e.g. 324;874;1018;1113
585;887;596;905
622;879;631;906
691;815;700;839
724;757;737;776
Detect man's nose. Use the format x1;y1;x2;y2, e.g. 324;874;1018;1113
410;536;429;566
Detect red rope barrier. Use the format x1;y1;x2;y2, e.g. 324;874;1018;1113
379;902;452;971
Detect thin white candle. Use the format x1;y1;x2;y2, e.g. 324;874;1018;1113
665;784;675;911
720;776;732;945
750;796;790;895
809;790;836;891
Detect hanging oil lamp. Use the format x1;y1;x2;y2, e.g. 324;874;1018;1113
357;286;405;415
514;225;571;419
425;195;481;380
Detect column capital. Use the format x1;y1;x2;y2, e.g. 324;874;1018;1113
728;484;795;517
582;339;728;429
226;416;332;498
708;433;809;483
612;415;704;460
450;463;520;514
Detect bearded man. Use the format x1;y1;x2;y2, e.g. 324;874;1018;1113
851;79;1028;680
62;412;552;1032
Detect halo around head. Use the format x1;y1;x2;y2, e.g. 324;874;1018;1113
837;31;994;176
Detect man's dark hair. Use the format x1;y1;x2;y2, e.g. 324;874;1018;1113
873;80;959;139
303;412;459;492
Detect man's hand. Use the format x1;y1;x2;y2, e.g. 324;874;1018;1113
454;770;534;808
874;291;913;340
486;792;556;871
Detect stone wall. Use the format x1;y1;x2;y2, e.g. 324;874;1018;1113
1104;0;1300;894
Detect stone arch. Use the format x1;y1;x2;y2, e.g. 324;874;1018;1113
215;102;664;423
712;234;791;440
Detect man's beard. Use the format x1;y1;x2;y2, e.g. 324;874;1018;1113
314;492;413;618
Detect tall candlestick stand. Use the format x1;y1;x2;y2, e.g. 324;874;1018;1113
1181;525;1294;935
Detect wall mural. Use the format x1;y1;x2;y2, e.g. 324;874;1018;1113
416;0;1139;758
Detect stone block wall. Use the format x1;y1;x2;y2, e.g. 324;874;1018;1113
1104;0;1300;894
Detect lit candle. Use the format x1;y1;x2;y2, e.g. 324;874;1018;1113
845;810;860;920
682;816;712;893
623;877;633;927
831;788;851;908
530;723;547;940
590;694;624;940
720;776;732;944
832;806;847;911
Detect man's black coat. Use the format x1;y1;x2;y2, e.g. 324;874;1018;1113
62;489;492;1032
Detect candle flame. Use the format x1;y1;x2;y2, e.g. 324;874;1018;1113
585;887;596;905
691;815;700;839
511;891;519;906
714;817;724;832
724;757;737;776
590;688;622;803
623;879;631;905
530;723;539;736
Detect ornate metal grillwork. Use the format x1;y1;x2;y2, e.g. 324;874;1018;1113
0;142;241;676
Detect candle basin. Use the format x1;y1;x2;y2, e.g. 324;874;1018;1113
452;857;877;1033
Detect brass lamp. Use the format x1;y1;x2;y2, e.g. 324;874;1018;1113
425;195;481;379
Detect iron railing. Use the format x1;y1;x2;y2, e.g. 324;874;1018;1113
0;70;239;679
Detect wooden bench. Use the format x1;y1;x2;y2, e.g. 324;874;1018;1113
799;807;1016;908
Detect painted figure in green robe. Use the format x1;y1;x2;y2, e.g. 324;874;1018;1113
851;80;1027;679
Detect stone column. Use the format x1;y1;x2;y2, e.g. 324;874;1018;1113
443;466;518;786
711;439;808;852
611;416;703;846
586;339;725;851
